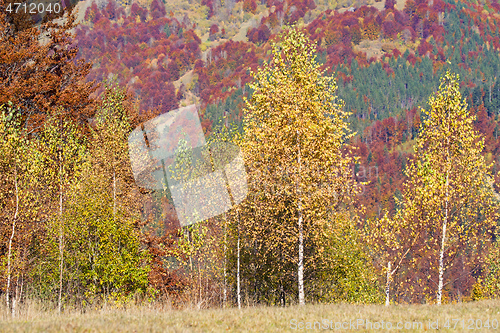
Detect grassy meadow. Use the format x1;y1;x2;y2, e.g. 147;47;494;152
1;299;500;332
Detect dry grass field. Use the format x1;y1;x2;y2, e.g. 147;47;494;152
1;299;500;332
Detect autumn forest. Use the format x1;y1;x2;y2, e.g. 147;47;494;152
1;0;500;317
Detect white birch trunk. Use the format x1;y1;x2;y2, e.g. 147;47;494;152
437;171;449;305
385;261;391;306
298;206;304;305
11;296;16;318
223;213;227;308
198;259;202;305
19;274;23;313
12;275;19;318
237;210;241;309
58;153;64;314
297;129;304;306
6;164;19;312
188;230;193;271
113;171;116;219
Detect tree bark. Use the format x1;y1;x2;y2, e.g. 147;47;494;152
58;151;64;314
237;209;241;309
298;203;304;305
12;274;19;318
223;213;227;308
385;261;391;306
6;164;19;312
113;171;116;219
280;281;285;307
297;130;304;306
437;171;449;305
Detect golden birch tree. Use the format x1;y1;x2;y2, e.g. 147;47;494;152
0;102;25;313
366;207;424;305
395;71;499;304
32;109;87;311
89;84;142;223
240;27;358;305
0;102;43;315
206;123;245;308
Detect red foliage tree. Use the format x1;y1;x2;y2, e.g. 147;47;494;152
131;3;147;22
209;23;219;41
394;10;409;26
0;2;98;132
417;39;432;57
342;16;358;27
85;2;99;23
385;0;396;10
247;27;258;43
104;0;116;20
243;0;257;14
257;25;271;43
341;27;352;46
167;60;180;81
150;0;166;19
382;19;397;39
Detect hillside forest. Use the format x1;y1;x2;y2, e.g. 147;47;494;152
1;0;500;313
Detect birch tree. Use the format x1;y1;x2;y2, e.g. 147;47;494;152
241;27;356;305
58;164;150;305
205;122;244;308
1;103;24;314
60;84;149;304
0;102;24;312
36;109;87;312
89;84;141;221
0;102;43;316
401;71;499;304
366;209;424;306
